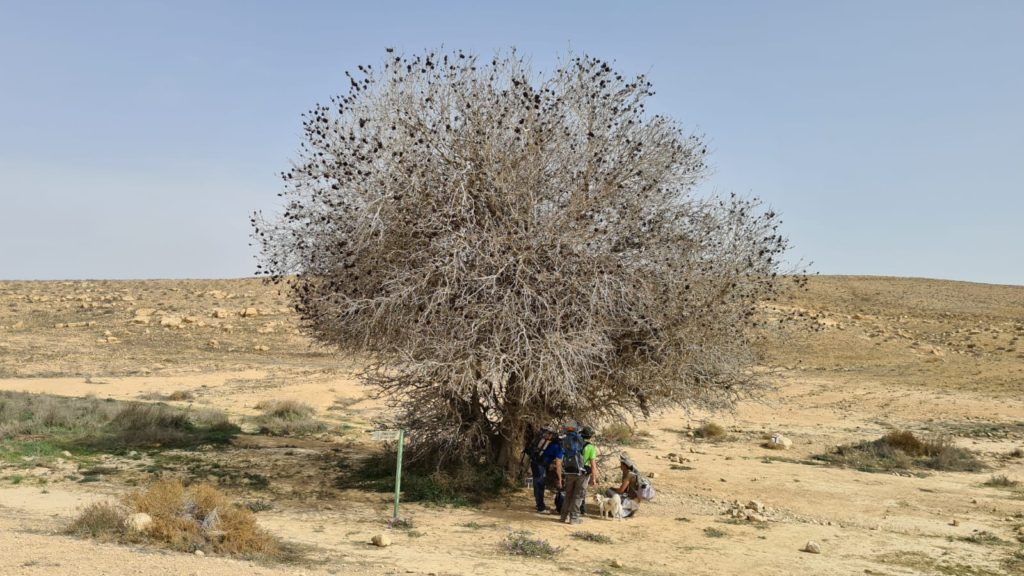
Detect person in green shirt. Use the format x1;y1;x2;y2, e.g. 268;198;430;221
576;427;599;519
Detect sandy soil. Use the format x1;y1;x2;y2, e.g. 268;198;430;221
1;277;1022;575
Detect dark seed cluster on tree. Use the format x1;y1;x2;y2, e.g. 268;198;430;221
253;49;803;476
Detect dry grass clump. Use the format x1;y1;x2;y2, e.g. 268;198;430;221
694;422;728;441
141;390;195;402
1009;447;1024;459
252;400;326;436
600;423;650;446
983;474;1019;488
254;399;315;419
817;430;984;473
66;502;127;538
0;391;120;437
69;480;284;560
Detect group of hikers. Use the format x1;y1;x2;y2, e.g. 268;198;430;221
525;421;653;524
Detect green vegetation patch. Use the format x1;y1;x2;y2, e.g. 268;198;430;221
335;450;512;507
0;391;238;464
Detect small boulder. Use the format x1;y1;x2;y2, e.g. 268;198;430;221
768;433;793;450
610;559;623;568
124;513;153;533
159;316;182;328
371;533;392;547
194;549;205;557
803;541;821;554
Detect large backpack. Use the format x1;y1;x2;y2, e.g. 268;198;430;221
525;430;550;465
561;431;585;474
635;469;656;501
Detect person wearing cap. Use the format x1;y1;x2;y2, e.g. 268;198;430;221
607;453;641;517
577;426;598;516
528;427;563;514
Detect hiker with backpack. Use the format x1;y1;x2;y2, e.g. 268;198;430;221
558;422;598;525
525;426;563;514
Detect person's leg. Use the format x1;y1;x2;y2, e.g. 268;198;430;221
531;463;546;512
554;489;564;514
560;475;580;523
572;473;590;522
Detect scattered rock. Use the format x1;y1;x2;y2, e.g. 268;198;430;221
61;451;73;458
950;519;959;527
124;513;153;533
610;559;623;568
767;433;793;450
194;549;205;557
803;541;821;554
372;533;392;547
242;307;259;318
212;308;232;319
160;316;183;328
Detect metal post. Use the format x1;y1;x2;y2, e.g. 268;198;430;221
393;428;405;520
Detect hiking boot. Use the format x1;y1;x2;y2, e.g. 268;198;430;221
562;517;572;524
571;518;583;525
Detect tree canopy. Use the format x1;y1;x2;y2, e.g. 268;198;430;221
254;49;797;475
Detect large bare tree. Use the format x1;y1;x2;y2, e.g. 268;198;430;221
254;50;796;476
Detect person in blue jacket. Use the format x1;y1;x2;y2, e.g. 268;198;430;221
527;427;563;514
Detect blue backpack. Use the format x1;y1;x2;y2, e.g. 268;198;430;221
561;431;584;474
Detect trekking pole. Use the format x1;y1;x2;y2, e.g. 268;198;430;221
393;429;405;520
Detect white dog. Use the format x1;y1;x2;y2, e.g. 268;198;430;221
593;492;623;520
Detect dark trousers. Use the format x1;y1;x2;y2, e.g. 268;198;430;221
531;461;547;511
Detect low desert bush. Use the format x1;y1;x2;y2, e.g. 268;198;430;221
600;423;636;445
69;479;285;560
694;422;727;441
501;530;561;558
984;474;1019;488
815;430;984;473
571;531;612;544
703;527;728;538
66;502;126;538
1009;447;1024;459
252;400;326;436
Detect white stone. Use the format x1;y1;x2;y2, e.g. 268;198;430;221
125;513;153;533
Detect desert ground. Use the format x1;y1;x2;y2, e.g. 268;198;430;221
0;276;1022;575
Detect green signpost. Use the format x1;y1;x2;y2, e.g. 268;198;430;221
393;428;405;520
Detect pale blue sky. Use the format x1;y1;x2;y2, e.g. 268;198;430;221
1;1;1021;284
